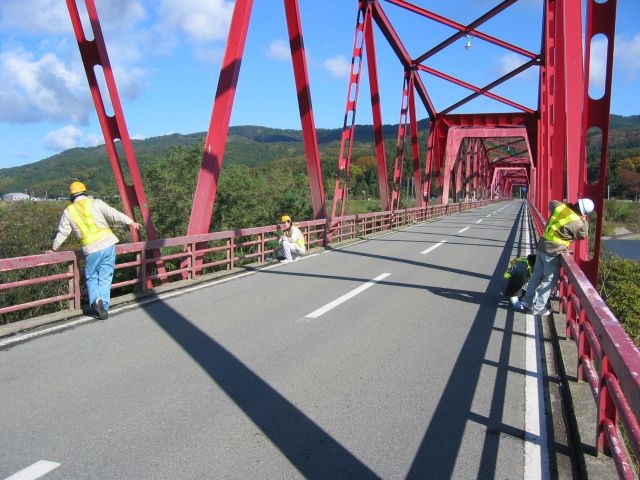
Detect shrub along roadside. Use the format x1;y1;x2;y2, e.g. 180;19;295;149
598;250;640;345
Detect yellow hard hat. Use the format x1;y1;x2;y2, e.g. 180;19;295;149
69;181;87;196
280;215;291;223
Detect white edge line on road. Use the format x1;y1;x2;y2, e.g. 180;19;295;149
0;317;92;347
4;461;61;480
457;227;470;234
475;219;483;224
303;273;390;319
421;240;447;255
523;203;550;480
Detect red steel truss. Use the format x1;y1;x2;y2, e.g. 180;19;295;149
66;0;618;285
66;0;166;283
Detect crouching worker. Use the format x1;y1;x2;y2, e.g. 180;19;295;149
49;181;141;320
501;254;536;307
278;215;305;263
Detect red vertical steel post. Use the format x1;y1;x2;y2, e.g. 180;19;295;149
427;117;451;203
440;127;459;205
537;1;551;210
464;139;472;200
560;1;585;207
463;136;472;200
477;138;486;199
549;0;567;202
331;2;371;221
472;138;480;200
408;72;424;208
423;120;440;203
363;8;391;211
454;146;463;202
577;0;618;284
66;0;165;283
284;0;326;220
186;0;254;238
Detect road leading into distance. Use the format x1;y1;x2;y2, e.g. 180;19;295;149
1;200;551;479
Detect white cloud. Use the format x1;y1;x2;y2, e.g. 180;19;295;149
159;0;234;42
614;33;640;81
322;55;351;79
44;125;103;151
589;36;608;90
83;132;104;147
267;39;291;62
494;53;535;80
0;49;91;123
0;0;71;36
44;125;83;150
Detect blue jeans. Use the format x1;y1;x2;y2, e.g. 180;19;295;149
522;250;560;313
85;245;116;310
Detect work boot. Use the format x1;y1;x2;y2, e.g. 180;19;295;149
93;299;109;320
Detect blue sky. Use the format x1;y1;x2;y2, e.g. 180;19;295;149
0;0;639;170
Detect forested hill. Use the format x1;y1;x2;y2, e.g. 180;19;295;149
0;120;430;198
1;115;639;199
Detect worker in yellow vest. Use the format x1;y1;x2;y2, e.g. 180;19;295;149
515;198;593;316
278;215;305;263
49;181;141;320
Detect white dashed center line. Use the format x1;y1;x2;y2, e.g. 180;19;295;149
303;273;391;319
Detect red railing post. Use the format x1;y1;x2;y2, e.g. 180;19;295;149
597;356;618;455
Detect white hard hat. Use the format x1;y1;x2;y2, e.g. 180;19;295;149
578;198;594;215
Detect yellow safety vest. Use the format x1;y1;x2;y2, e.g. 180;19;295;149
66;198;113;246
542;203;581;247
288;225;305;249
503;257;533;279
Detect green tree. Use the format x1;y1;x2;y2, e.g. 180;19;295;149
142;145;201;237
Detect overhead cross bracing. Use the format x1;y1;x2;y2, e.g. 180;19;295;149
66;0;617;284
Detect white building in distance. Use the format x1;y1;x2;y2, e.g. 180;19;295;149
2;193;31;201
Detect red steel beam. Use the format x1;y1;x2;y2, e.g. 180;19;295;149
187;0;253;237
284;0;326;220
561;1;585;209
331;2;371;221
371;1;437;117
579;0;618;290
384;0;537;60
390;72;412;211
414;0;519;63
416;64;534;114
441;58;539;115
66;0;165;283
440;127;533;204
363;6;391;210
408;72;424;208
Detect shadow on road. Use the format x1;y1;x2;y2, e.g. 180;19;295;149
146;300;381;479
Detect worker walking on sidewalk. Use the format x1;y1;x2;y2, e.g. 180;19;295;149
515;198;593;316
278;215;305;263
49;181;141;320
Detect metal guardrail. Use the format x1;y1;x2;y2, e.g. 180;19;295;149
0;201;491;322
529;201;640;479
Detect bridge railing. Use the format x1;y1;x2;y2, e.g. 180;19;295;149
529;201;640;478
0;200;493;324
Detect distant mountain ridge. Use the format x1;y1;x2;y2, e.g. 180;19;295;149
1;115;638;198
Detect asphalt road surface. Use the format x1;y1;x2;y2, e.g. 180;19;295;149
1;200;550;479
